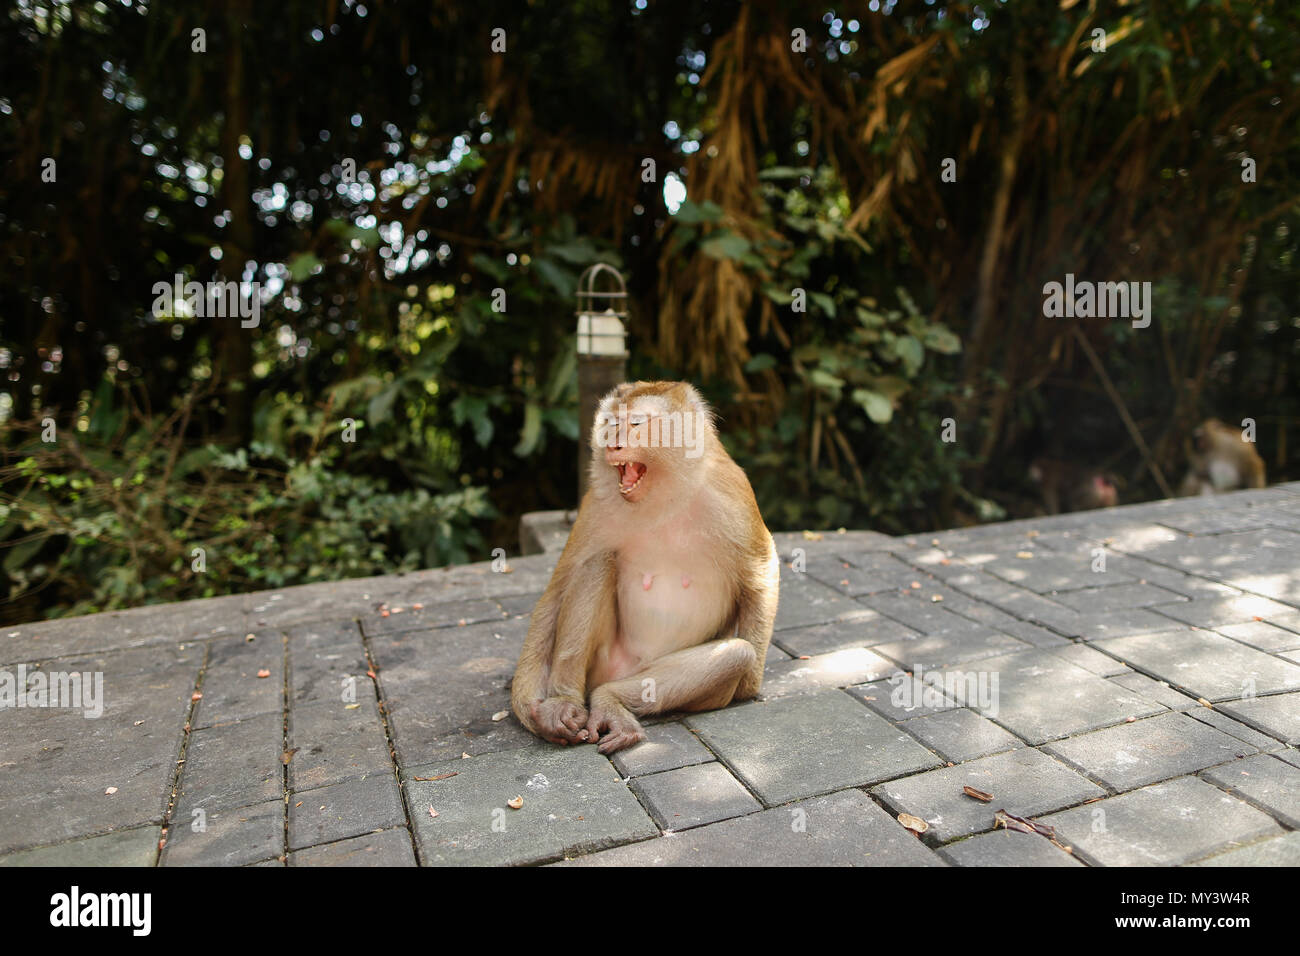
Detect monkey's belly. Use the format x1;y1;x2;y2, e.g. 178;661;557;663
589;568;731;685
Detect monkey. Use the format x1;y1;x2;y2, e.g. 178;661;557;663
510;381;779;754
1177;417;1266;495
1028;458;1120;514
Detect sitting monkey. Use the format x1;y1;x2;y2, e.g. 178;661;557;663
1028;458;1120;514
511;381;779;754
1178;418;1266;495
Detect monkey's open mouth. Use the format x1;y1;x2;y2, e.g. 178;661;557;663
614;461;647;495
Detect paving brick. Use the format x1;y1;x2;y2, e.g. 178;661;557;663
1043;712;1253;791
161;799;283;866
772;614;918;656
979;551;1139;593
847;675;962;721
1188;830;1300;866
1151;593;1300;630
857;591;994;636
562;789;944;866
631;763;761;831
938;829;1083;867
1186;707;1287;751
1108;671;1198;711
1220;693;1300;744
775;568;879;630
290;828;416;866
610;722;713;777
968;649;1164;744
759;647;896;699
870;627;1033;671
871;747;1103;843
362;597;507;635
1201;754;1300;827
287;697;392;791
288;774;405;850
687;691;941;805
404;746;655;866
370;619;534;765
0;826;160;866
194;636;283;729
1049;583;1188;613
900;708;1023;763
1096;629;1300;702
805;551;928;596
174;712;283;817
1039;776;1282;866
1047;643;1130;677
1215;620;1300;653
288;620;369;704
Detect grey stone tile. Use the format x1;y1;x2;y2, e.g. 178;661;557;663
370;619;534;765
1215;621;1300;653
871;747;1104;843
773;613;918;656
775;568;879;630
174;712;283;817
404;745;655;866
979;551;1139;593
1201;754;1300;827
561;789;944;866
0;826;160;866
290;828;417;866
1050;583;1189;613
161;799;283;866
1220;693;1300;744
194;636;283;729
1044;712;1253;791
1108;672;1199;711
1187;708;1288;751
938;829;1083;867
969;649;1164;744
362;597;507;635
287;620;369;705
870;627;1033;671
610;722;713;777
900;708;1023;763
288;774;405;850
856;591;994;636
1096;629;1300;702
1040;776;1282;866
1188;830;1300;866
1047;643;1130;677
287;697;392;791
631;763;761;831
759;647;897;699
1152;594;1300;630
687;691;941;805
847;677;956;722
805;551;928;596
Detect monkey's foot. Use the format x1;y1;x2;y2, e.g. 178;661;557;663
531;697;590;746
584;694;646;755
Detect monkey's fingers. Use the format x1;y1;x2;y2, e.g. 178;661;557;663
596;730;646;755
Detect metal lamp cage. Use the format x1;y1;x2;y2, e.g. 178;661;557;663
575;263;629;356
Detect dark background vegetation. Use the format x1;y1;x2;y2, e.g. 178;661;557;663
1;0;1297;622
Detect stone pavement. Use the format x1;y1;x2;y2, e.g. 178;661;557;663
2;484;1299;866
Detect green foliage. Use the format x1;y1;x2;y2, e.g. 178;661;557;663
0;387;494;618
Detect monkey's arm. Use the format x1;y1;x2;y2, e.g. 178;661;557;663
511;502;617;743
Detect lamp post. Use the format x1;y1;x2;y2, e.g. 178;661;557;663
575;263;628;503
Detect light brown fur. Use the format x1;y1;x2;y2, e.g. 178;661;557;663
1178;418;1266;495
510;381;779;754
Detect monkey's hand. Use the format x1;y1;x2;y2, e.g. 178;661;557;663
584;688;646;755
531;696;591;746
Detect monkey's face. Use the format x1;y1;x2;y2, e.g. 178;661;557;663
592;386;710;504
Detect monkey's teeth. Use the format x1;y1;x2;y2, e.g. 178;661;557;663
617;468;645;495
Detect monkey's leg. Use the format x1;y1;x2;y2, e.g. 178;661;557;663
585;637;758;754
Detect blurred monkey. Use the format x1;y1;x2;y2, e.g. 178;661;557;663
1028;458;1120;514
1178;418;1266;495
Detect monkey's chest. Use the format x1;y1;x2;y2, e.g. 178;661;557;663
613;549;733;663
